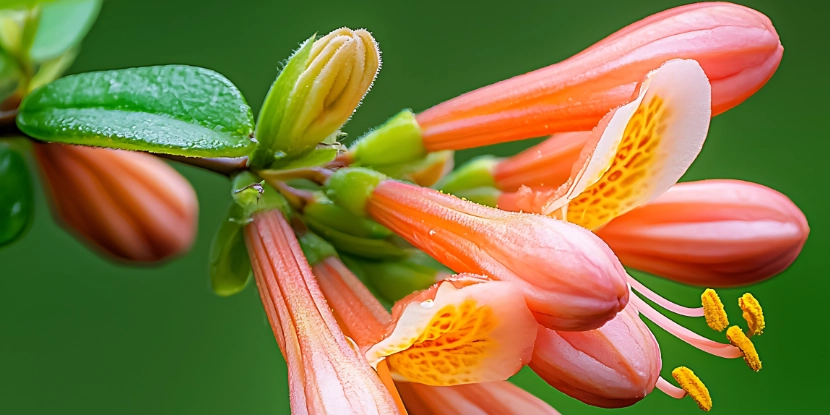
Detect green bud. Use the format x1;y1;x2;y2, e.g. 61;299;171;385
0;141;34;247
209;204;251;297
372;150;454;187
253;28;380;167
350;110;426;166
436;155;499;194
305;215;407;260
296;230;337;266
304;192;391;239
324;167;386;217
348;252;451;302
452;187;501;207
339;255;392;310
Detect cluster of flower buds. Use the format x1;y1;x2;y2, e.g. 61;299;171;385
0;2;810;415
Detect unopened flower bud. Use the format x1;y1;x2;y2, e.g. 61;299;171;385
530;305;661;408
253;28;380;166
34;143;197;262
597;180;809;287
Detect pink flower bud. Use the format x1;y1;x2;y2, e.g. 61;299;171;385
596;180;809;287
416;2;782;150
34;143;197;262
530;305;661;408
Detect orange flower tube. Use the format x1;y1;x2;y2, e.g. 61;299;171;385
395;381;561;415
34;143;197;262
530;305;661;408
596;180;809;287
245;210;400;415
324;168;629;331
416;2;782;150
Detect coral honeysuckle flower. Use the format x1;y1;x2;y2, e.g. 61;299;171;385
395;381;561;415
530;304;661;408
534;289;768;412
596;179;809;287
311;255;560;414
324;168;630;332
499;58;712;230
34;143;197;262
245;210;401;415
414;2;781;150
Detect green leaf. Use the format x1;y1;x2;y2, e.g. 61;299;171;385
209;204;251;297
17;65;255;157
29;0;101;62
0;0;56;11
0;141;34;247
27;46;75;91
0;48;20;101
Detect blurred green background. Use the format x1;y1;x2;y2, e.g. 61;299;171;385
1;0;824;413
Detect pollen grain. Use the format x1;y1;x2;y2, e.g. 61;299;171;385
726;325;762;372
701;289;729;332
671;366;712;412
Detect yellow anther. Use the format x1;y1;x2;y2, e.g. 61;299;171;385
671;366;712;412
701;289;729;332
726;325;762;372
739;293;765;337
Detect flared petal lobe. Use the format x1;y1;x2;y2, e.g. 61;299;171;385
596;180;809;287
360;177;629;331
530;305;661;408
365;276;537;386
416;2;780;150
396;381;561;415
245;211;400;415
34;143;197;262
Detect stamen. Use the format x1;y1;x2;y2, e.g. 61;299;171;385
739;293;765;336
630;294;742;359
628;276;704;317
726;326;762;372
671;366;713;412
656;376;687;399
701;289;729;332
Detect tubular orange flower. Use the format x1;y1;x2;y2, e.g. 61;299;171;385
493;132;589;192
34;143;197;262
415;2;781;150
324;168;629;331
312;255;559;414
395;381;561;415
245;210;400;415
529;304;661;408
596;180;809;287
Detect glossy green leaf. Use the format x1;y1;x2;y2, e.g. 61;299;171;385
17;65;256;157
209;204;251;297
0;141;34;247
29;0;100;62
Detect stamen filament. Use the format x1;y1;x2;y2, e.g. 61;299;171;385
628;276;704;317
630;294;742;359
656;376;687;399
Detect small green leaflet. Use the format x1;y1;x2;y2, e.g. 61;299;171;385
17;65;256;157
30;0;102;62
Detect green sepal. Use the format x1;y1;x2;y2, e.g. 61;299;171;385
231;171;290;223
209;203;251;297
304;192;391;239
267;145;339;170
17;65;255;157
296;231;337;266
436;155;498;193
340;254;392;310
350;110;426;166
324;167;386;217
0;141;34;247
251;34;316;168
305;215;407;260
29;0;101;62
349;253;447;303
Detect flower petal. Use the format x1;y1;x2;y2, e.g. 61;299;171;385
543;59;711;230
